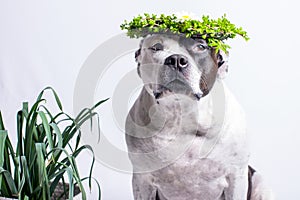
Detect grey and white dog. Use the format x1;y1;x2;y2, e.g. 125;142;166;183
125;34;273;200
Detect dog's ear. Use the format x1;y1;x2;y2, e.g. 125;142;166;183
135;48;141;63
135;39;144;77
135;48;142;77
217;50;229;79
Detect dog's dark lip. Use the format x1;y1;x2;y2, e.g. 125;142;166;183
193;93;202;101
153;88;173;99
153;90;202;102
153;91;162;99
152;84;172;99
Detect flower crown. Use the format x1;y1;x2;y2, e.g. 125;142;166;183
120;13;249;53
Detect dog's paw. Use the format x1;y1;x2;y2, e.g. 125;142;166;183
251;173;275;200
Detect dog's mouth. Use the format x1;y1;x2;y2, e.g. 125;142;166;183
151;80;202;101
153;90;202;101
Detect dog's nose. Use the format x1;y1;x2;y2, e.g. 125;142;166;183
164;54;188;70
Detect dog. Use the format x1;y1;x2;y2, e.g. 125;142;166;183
125;33;273;200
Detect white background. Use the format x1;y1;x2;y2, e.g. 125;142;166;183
1;0;300;199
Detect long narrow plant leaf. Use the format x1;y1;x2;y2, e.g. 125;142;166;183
47;147;86;199
22;102;29;119
69;156;86;200
35;143;51;199
72;145;95;190
50;167;74;200
38;112;54;152
79;177;101;200
16;111;24;157
59;144;96;191
24;99;45;160
38;105;55;122
0;112;5;130
49;123;63;156
65;167;74;200
0;167;18;196
37;87;63;111
49;166;67;196
20;156;33;193
0;115;14;184
91;98;109;110
75;130;81;151
0;130;8;194
63;113;98;148
74;98;109;125
18;167;26;195
0;131;7;167
46;122;63;176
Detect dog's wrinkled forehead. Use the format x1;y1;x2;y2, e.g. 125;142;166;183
138;34;209;60
143;34;186;53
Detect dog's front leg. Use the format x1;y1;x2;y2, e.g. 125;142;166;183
132;173;161;200
223;167;248;200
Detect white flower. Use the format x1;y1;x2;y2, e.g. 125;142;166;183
174;11;199;21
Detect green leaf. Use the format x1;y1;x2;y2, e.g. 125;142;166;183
37;87;63;111
79;177;101;200
0;112;5;130
16;111;24;157
0;167;18;196
72;145;95;190
0;130;8;194
49;122;63;156
0;130;7;168
35;143;51;199
120;13;250;52
92;98;109;110
48;147;87;199
38;111;54;151
20;156;33;193
65;167;74;200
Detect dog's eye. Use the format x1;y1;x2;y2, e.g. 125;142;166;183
194;44;207;52
149;43;164;52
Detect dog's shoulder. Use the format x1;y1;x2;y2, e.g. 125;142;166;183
222;81;246;126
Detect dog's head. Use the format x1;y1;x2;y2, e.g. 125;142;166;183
135;34;228;101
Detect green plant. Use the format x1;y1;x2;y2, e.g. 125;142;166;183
0;87;108;200
120;13;249;53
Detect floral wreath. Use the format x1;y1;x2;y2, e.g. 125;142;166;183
120;12;249;53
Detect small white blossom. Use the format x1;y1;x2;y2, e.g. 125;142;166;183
174;11;200;21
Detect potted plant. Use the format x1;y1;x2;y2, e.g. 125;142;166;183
0;87;108;200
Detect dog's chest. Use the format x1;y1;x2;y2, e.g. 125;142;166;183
140;116;235;200
149;107;227;199
151;156;228;200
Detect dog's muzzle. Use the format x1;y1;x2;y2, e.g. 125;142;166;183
149;54;203;101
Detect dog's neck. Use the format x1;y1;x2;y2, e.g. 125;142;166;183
130;84;222;135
